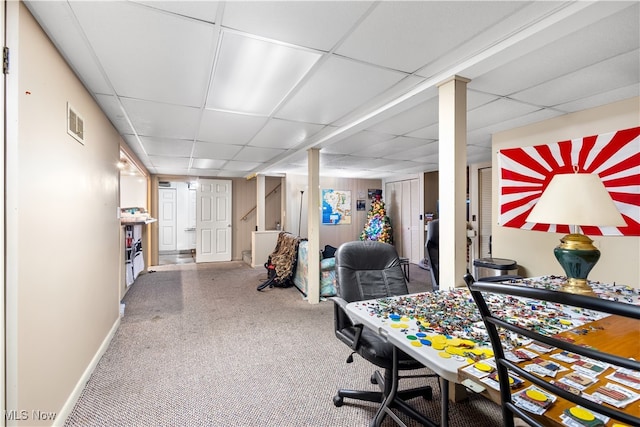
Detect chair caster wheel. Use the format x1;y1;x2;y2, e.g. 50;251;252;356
333;395;343;407
370;373;378;384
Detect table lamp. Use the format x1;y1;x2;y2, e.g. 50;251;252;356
526;171;625;295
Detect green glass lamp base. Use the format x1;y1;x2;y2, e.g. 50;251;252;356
554;233;600;295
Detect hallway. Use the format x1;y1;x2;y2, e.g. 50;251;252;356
158;250;195;266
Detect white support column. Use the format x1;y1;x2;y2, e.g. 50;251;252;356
307;148;321;304
438;75;470;288
256;174;265;231
280;176;286;232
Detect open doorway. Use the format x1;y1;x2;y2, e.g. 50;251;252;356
158;181;197;266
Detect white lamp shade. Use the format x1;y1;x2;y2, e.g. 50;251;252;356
526;173;625;227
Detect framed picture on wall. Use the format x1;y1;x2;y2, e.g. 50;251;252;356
322;189;352;225
356;200;366;211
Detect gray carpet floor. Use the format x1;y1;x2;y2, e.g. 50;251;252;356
65;261;503;426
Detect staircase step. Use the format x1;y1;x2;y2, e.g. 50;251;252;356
242;250;252;266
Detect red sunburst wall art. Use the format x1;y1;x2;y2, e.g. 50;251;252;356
498;126;640;236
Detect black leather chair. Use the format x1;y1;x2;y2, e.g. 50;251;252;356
331;241;438;427
464;273;640;427
425;219;439;290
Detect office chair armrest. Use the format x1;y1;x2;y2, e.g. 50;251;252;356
329;297;364;351
328;296;349;312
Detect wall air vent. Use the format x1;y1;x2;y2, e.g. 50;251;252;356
67;102;85;144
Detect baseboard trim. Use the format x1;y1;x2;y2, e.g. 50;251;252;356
54;316;121;426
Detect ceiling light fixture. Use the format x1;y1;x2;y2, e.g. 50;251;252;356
208;31;321;115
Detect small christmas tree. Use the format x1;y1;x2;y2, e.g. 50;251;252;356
360;194;393;244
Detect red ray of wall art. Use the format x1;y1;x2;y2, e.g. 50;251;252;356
498;126;640;236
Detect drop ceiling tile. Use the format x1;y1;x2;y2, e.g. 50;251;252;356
70;1;217;107
271;164;308;176
466;135;493;149
193;142;243;159
156;168;193;176
367;97;439;135
412;154;439;165
275;55;407;125
233;146;285;163
336;1;525;73
94;94;134;135
130;1;220;23
373;160;424;172
302;125;342;149
121;134;148;160
467;91;502;110
191;158;227;169
206;31;321;115
148;155;191;168
120;98;201;140
195;169;222;177
140;137;194;157
474;108;564;137
322;130;395;155
222;160;263;172
280;151;308;166
319;153;348;165
467;145;490;156
471;4;640;96
511;51;640;107
24;2;113;94
556;83;640;113
467;152;493;165
331;74;428;128
198;110;268;145
406;123;439;140
222;1;373;51
249;119;325;149
324;156;391;170
364;136;429;158
467;98;541;131
383;141;439;161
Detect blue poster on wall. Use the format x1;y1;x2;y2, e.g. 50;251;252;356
322;189;352;225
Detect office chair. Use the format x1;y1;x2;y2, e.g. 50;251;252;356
331;241;438;427
464;273;640;427
425;219;439;290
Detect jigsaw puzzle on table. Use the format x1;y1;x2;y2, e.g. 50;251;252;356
354;276;640;358
368;277;638;346
351;276;640;423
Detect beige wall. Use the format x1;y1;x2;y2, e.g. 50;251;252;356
119;174;148;209
5;3;122;424
492;97;640;287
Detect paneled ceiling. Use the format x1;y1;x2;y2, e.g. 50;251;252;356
25;1;640;179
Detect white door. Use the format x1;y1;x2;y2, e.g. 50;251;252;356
196;179;232;263
400;179;421;263
158;188;177;252
409;179;421;264
401;180;412;259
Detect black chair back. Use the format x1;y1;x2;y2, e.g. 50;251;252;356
335;241;408;303
464;273;640;427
